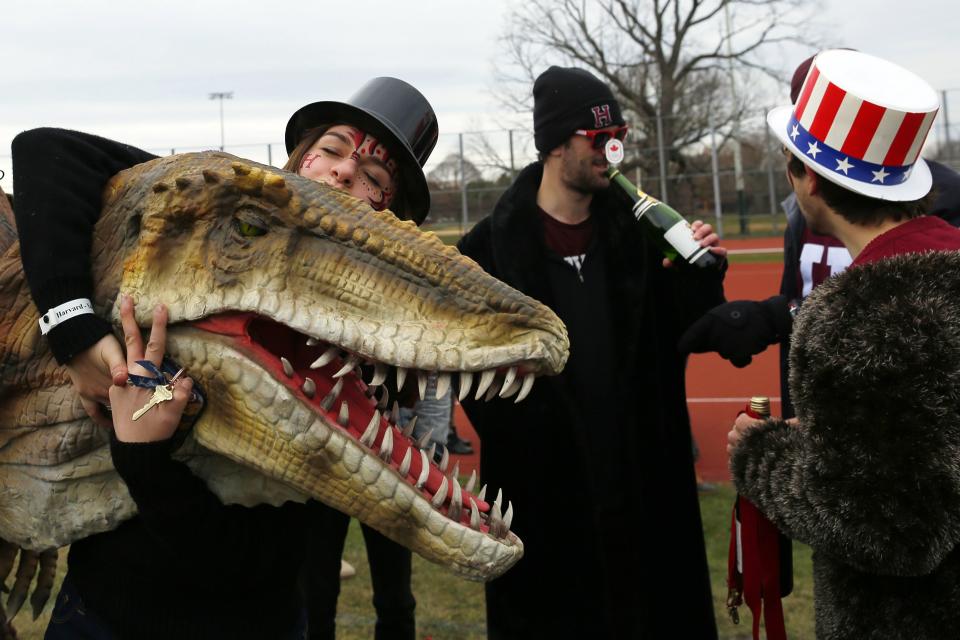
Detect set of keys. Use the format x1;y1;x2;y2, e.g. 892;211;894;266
131;364;185;421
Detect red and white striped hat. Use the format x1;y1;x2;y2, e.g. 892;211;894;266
768;49;939;201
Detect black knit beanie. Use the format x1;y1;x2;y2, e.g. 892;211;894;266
533;66;625;153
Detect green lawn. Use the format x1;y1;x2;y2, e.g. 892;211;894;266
12;484;815;639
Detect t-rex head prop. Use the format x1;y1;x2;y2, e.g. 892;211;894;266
0;153;569;585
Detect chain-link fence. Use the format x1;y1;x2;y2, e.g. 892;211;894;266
3;88;959;238
425;113;792;238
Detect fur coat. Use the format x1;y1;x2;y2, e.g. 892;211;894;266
731;250;960;639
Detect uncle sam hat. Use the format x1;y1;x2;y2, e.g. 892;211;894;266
768;49;939;201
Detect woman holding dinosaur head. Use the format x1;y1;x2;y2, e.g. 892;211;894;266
12;77;438;639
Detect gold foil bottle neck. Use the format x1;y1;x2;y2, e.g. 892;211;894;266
750;396;771;418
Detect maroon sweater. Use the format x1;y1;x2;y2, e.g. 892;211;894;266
853;216;960;266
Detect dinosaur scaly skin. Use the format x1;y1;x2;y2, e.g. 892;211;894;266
0;153;569;583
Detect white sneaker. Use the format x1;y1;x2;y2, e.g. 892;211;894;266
340;559;357;580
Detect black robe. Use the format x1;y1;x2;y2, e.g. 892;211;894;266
459;163;723;639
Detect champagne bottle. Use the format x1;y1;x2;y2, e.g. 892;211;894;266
606;167;718;268
727;395;793;636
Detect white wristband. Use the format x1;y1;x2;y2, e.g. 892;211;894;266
39;298;95;335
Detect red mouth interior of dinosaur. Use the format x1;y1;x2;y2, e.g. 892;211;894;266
188;312;493;532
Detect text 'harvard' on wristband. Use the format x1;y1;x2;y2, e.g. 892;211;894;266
39;298;94;335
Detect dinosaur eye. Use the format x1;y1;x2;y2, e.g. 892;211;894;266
234;219;268;237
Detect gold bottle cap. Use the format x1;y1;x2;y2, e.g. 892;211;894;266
749;396;771;418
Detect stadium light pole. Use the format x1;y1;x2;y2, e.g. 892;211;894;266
209;92;234;151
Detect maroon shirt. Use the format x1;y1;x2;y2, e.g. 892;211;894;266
853;216;960;266
538;207;593;258
797;226;851;298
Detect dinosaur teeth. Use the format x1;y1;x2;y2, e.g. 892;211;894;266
431;476;449;508
379;427;394;462
302;378;316;398
489;501;505;538
360;410;380;447
391;401;402;425
416;450;429;488
417;428;434;449
464;469;477;494
448;476;463;522
475;369;496;400
488;499;514;538
399;447;412;476
417;370;428;400
370;363;388;387
333;354;360;379
470;500;481;530
436;372;451;399
401;415;417;439
502;366;518;391
305;337;320;346
516;373;535;403
483;380;500;402
320;378;343;412
494;488;503;512
376;387;390;411
458;371;474;401
438;446;449;473
337;402;350;427
281;357;294;378
477;483;487;502
396;367;408;390
499;377;521;399
311;346;339;369
451;474;462;502
427;443;437;463
450;461;460;480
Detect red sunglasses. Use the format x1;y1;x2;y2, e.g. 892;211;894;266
574;126;629;149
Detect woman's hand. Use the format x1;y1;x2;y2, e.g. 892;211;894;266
66;334;128;428
107;295;192;443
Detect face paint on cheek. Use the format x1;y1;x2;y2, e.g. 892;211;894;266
366;184;395;211
300;153;321;170
345;130;399;210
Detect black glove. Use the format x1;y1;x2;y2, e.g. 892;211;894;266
678;295;792;367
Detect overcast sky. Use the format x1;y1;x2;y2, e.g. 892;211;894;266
2;0;958;193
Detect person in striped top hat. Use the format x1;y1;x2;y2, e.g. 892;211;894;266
725;50;960;639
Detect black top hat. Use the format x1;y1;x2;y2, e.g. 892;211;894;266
285;77;439;225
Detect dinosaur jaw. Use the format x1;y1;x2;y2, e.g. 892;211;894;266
176;314;523;580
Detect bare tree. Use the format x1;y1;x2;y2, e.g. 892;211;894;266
427;153;484;189
495;0;818;174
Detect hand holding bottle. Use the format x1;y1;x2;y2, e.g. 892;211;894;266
662;220;726;269
606;167;727;268
727;412;764;455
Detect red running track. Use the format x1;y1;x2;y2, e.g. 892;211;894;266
449;237;786;483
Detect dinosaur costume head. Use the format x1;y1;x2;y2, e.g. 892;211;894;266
0;153;569;583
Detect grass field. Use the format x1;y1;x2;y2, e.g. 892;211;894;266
11;484;815;639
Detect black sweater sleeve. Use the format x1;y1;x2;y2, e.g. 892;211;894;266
11;128;158;364
109;433;306;586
